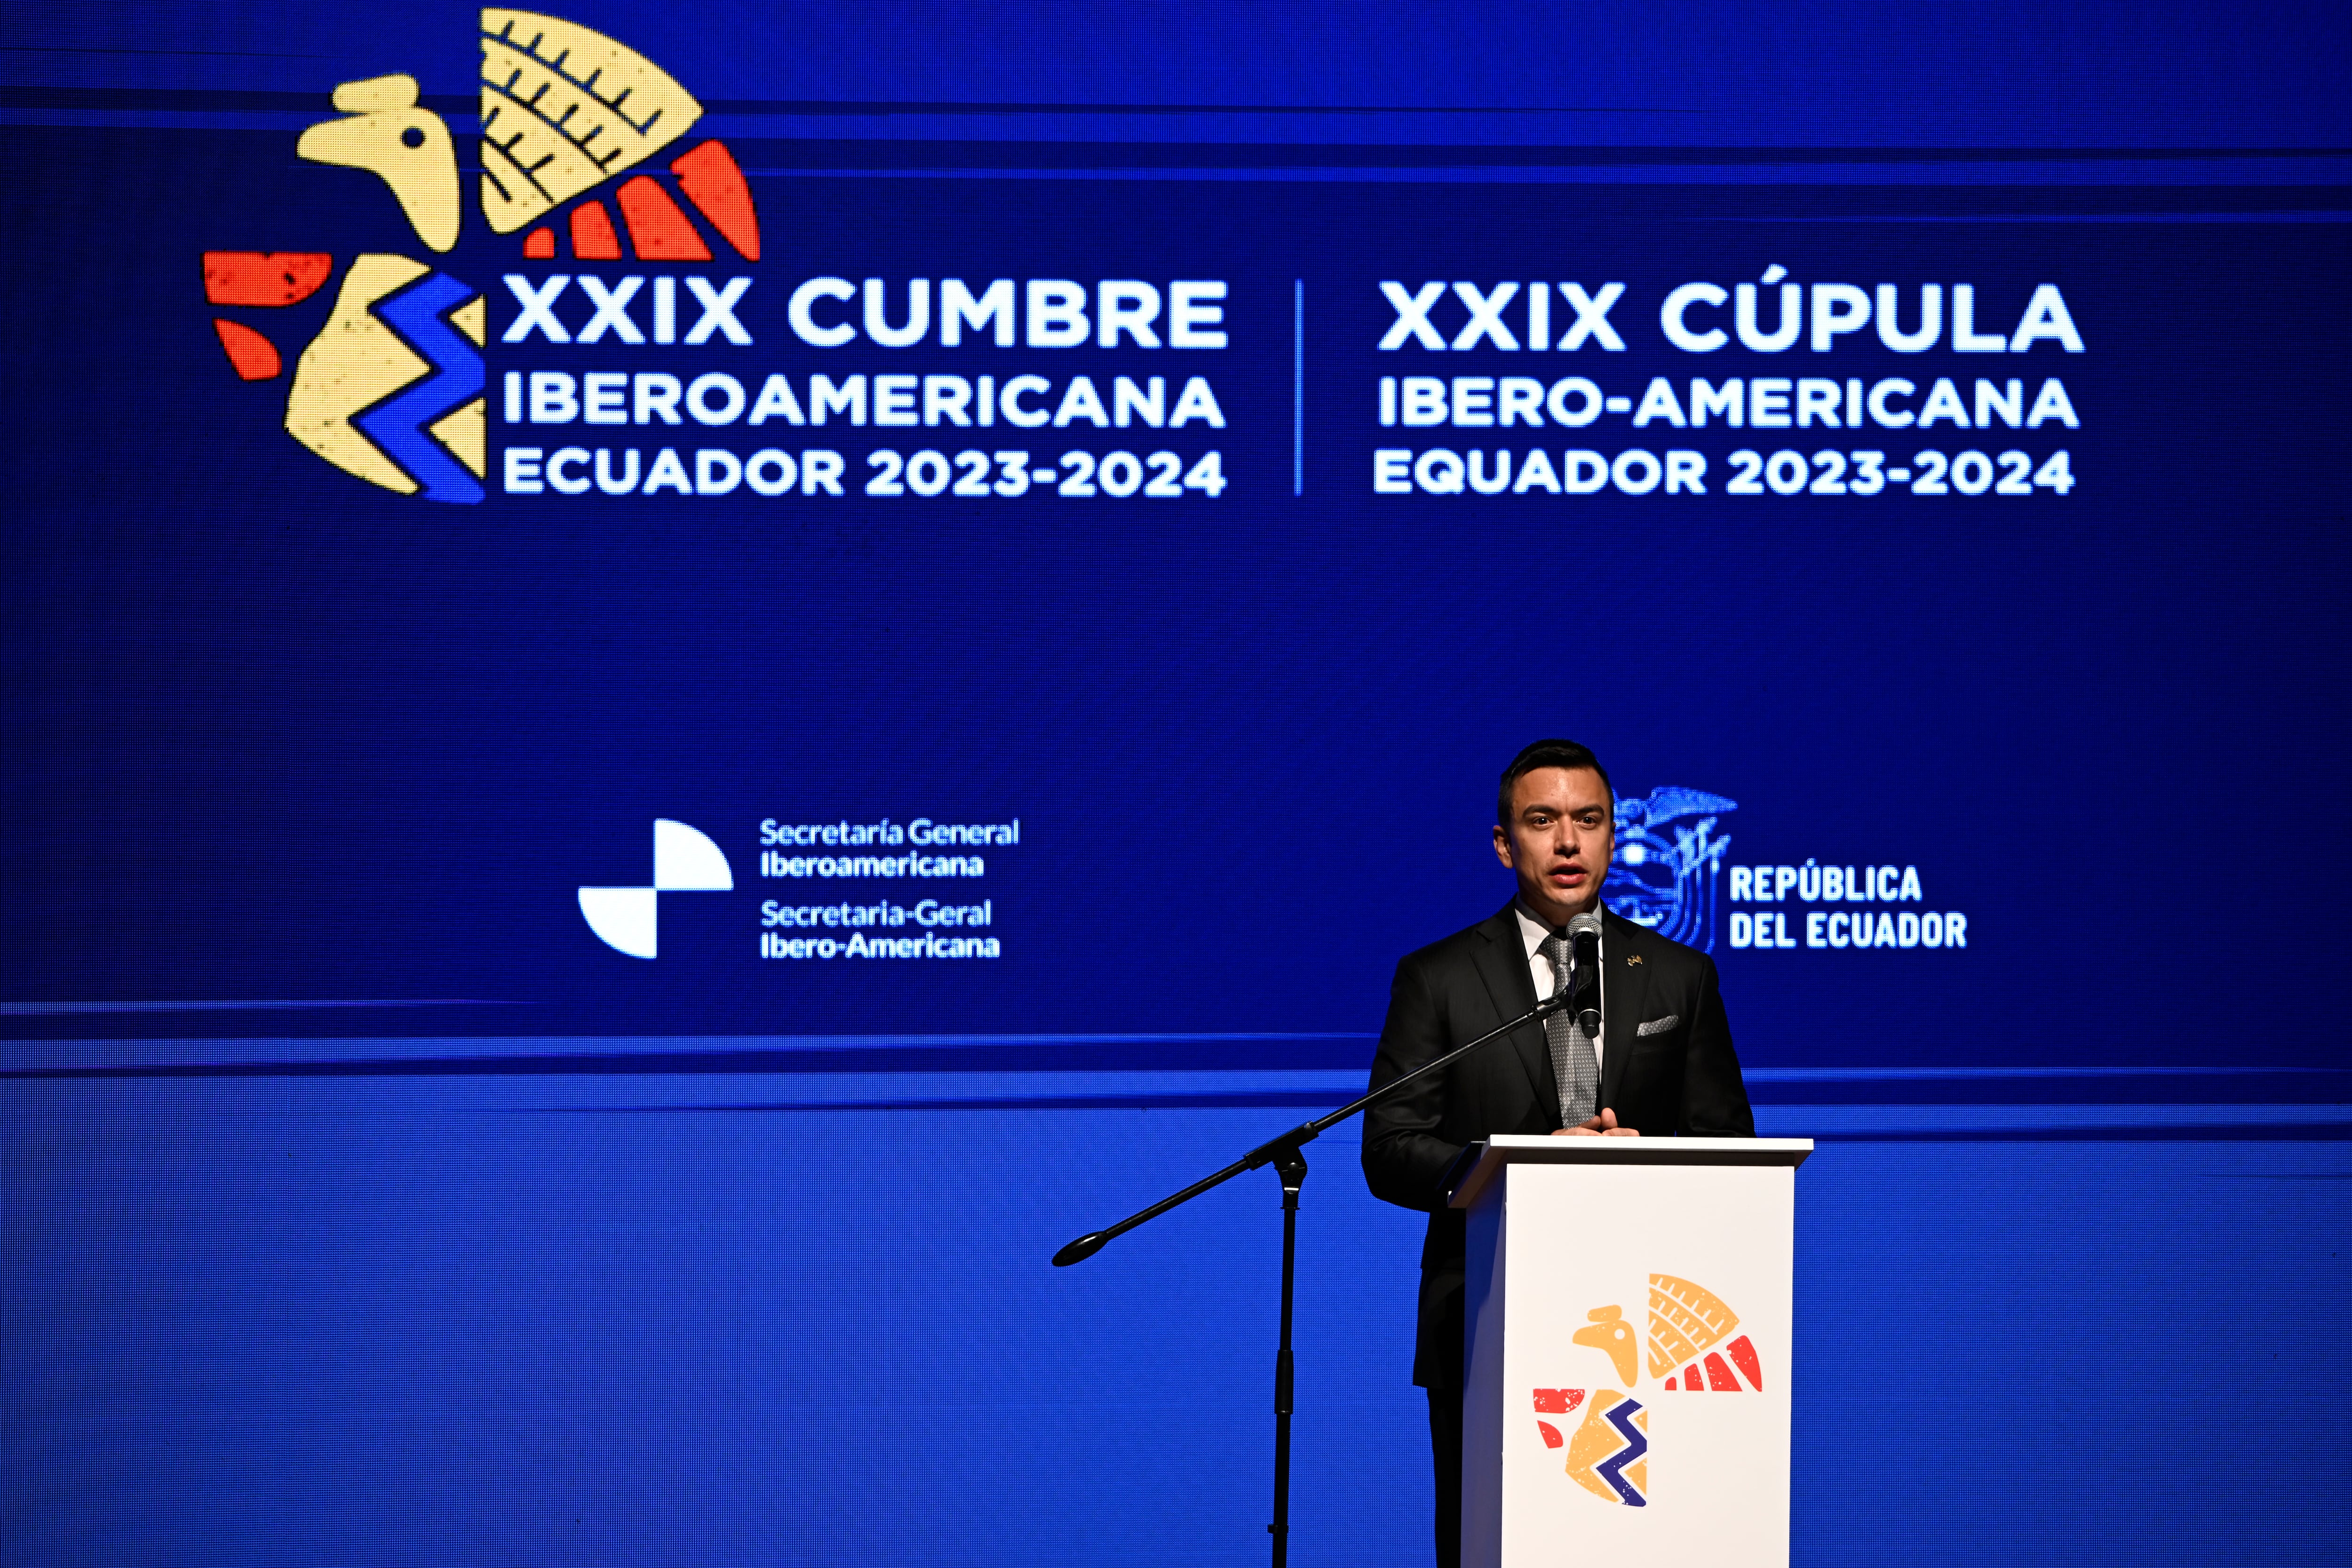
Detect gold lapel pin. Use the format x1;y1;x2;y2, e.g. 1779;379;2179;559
1626;954;1644;966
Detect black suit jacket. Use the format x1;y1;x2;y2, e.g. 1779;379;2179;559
1359;901;1755;1386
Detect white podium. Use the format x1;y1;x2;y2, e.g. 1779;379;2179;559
1448;1135;1814;1568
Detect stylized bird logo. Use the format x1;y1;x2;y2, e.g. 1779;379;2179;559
1535;1276;1767;1509
199;9;762;504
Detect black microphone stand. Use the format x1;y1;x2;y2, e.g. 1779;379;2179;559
1052;985;1579;1568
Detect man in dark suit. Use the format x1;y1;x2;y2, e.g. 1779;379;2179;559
1360;739;1755;1568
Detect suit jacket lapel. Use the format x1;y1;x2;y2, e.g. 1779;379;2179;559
1599;910;1650;1115
1470;901;1560;1130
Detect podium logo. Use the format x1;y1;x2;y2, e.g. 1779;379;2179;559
579;819;733;959
198;10;761;503
1532;1274;1764;1507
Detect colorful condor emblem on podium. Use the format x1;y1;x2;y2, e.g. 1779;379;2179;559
199;10;762;504
1532;1274;1764;1507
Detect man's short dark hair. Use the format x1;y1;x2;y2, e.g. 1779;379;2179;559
1497;739;1614;826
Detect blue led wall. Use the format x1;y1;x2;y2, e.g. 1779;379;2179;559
4;3;2347;1562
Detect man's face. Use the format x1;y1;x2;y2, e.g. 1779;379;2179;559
1493;766;1615;926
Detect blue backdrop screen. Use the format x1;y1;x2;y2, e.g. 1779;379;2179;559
4;3;2348;1563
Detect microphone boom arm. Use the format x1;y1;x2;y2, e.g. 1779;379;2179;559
1050;983;1578;1266
1049;966;1587;1568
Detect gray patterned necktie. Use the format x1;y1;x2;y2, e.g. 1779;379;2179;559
1538;932;1600;1126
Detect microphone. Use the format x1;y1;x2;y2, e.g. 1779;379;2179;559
1566;911;1604;1039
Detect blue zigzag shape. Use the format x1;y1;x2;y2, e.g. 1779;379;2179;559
1595;1398;1648;1506
357;271;485;504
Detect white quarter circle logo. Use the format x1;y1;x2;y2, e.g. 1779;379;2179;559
578;818;734;959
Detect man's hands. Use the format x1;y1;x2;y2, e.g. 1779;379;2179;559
1553;1107;1641;1138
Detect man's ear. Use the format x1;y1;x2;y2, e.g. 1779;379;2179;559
1493;825;1515;868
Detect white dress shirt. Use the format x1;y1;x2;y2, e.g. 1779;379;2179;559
1513;901;1605;1075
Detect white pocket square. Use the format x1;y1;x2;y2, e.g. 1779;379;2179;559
1635;1014;1679;1036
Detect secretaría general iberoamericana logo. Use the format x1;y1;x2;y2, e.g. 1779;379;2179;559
578;819;734;959
199;9;763;504
1530;1273;1766;1507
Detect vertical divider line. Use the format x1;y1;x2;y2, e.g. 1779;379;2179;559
1292;279;1304;498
